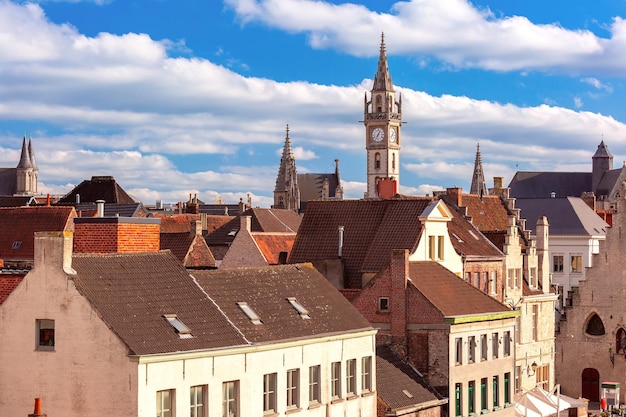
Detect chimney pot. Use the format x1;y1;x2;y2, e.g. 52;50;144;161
96;200;105;217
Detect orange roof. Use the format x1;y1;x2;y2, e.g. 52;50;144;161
153;213;233;233
461;194;511;232
252;233;296;265
0;274;24;305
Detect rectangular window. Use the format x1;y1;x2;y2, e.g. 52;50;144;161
223;381;238;417
378;297;389;312
503;331;511;356
474;272;480;289
286;369;299;409
438;236;445;260
493;376;499;408
504;373;511;405
309;365;321;404
465;272;471;282
515;365;521;393
468;336;475;363
157;389;174;417
491;271;497;295
506;269;513;288
514;269;521;288
492;332;499;359
455;383;462;417
263;373;277;413
571;255;583;273
481;378;488;411
480;334;488;361
190;385;207;417
361;356;372;392
468;380;475;414
553;255;564;273
428;235;436;260
36;319;55;351
331;362;341;399
484;272;490;293
529;267;537;288
346;359;357;396
532;304;539;341
455;337;463;365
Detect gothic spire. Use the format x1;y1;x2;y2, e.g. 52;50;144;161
372;32;395;92
28;137;38;171
17;135;33;169
470;143;488;197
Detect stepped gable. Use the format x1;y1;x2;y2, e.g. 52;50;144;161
57;176;136;205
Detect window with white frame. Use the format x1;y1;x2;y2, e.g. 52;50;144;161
529;267;537;288
492;332;499;359
553;255;564;273
503;331;511;356
514;268;521;288
223;381;238;417
331;362;341;399
474;272;480;289
361;356;372;392
491;271;497;295
263;373;277;413
286;369;299;409
346;359;357;396
190;385;207;417
506;269;513;288
309;365;321;404
157;389;174;417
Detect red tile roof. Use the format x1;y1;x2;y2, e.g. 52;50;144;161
252;233;295;265
460;194;511;231
160;232;216;268
153;213;233;233
0;274;24;305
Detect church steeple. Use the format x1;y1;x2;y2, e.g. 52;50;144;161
16;135;37;195
273;125;300;212
592;139;613;194
470;143;488;197
364;33;402;199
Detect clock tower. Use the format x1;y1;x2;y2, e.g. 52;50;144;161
364;33;402;199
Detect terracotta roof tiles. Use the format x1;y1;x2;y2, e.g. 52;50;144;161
252;233;296;265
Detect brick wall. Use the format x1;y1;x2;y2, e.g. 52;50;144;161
74;217;160;253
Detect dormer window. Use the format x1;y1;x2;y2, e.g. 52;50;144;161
237;302;262;325
287;297;310;319
163;314;193;339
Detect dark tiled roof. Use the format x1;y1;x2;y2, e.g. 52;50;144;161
0;196;36;207
57;176;136;204
0;168;17;196
192;263;372;344
596;167;625;197
75;203;147;218
376;345;444;411
408;262;510;317
160;232;194;261
0;206;76;261
71;251;246;355
0;274;25;305
160;232;216;268
514;197;608;236
297;173;340;202
198;204;241;216
252;233;296;265
508;171;591;199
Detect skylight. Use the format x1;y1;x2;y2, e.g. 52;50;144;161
452;233;463;243
227;228;239;237
12;241;21;249
163;314;193;339
287;297;310;319
237;302;262;325
468;230;480;240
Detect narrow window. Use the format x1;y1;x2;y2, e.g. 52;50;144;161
287;297;310;319
571;255;583;273
263;373;277;413
36;319;55;351
157;389;174;417
491;271;497;294
481;378;488;411
438;236;444;260
493;376;499;408
514;269;521;288
222;381;239;417
346;359;357;396
504;373;511;405
375;153;381;169
392;153;396;170
361;357;372;392
190;385;207;417
428;235;436;260
492;332;499;359
506;269;512;288
455;337;463;365
237;302;262;325
503;331;511;356
474;272;480;289
532;304;539;341
308;365;321;404
529;267;537;288
484;272;490;293
480;334;488;361
378;297;389;312
455;383;463;417
331;362;341;399
553;255;564;272
468;336;475;363
286;369;299;409
468;380;475;414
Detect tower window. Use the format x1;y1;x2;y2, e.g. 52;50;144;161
392;153;396;170
375;153;381;169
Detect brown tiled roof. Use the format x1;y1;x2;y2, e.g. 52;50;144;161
252;233;295;265
160;232;216;268
459;194;511;231
0;274;25;305
57;176;136;205
71;251;246;355
192;263;372;344
408;262;511;317
0;206;76;261
153;213;200;233
447;208;503;258
376;345;445;411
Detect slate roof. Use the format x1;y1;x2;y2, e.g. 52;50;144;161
0;195;36;207
376;345;445;411
514;197;608;236
596;167;626;197
408;262;511;317
0;206;76;261
0;169;17;196
75;203;147;218
57;176;136;205
191;263;373;344
508;171;591;199
297;173;340;206
252;233;296;265
71;251;247;356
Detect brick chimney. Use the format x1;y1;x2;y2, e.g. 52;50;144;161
73;217;161;253
446;187;462;207
390;249;409;353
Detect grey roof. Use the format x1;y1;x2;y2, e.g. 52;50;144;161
596;166;626;198
593;140;613;158
75;202;147;217
58;176;136;204
514;197;609;236
509;171;591;199
297;173;340;202
0;169;17;196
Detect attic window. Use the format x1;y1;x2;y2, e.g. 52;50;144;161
287;297;310;319
163;314;193;339
227;228;239;237
12;241;21;249
237;302;262;325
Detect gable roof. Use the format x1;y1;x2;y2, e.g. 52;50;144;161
0;206;76;262
71;250;246;356
408;261;512;319
514;197;609;236
191;263;372;344
160;232;216;268
57;176;136;205
509;171;591;199
252;233;296;265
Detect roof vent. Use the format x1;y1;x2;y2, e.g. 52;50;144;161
550;192;556;198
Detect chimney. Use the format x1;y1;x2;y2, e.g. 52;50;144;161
240;215;252;233
190;219;202;237
238;198;245;214
28;398;47;417
76;193;80;204
73;217;161;254
446;187;462;207
96;199;105;217
390;249;409;353
46;193;50;206
493;177;504;189
34;231;75;275
338;226;345;258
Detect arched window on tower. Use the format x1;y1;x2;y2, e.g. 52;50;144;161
616;328;626;354
376;96;382;113
585;313;605;336
375;153;381;170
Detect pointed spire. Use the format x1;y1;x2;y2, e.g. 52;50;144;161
273;124;300;211
593;139;613;159
17;135;33;169
470;143;488;197
372;32;395;92
28;137;38;171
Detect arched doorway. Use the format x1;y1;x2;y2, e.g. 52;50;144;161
582;368;600;401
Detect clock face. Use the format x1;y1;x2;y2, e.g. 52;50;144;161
371;127;384;142
389;127;397;143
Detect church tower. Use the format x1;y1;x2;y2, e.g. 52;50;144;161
592;139;613;195
364;33;402;199
273;125;300;212
16;136;38;196
470;143;488;197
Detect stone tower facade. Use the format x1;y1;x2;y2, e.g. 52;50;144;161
470;143;488;197
16;136;38;196
364;34;402;199
592;140;613;195
273;125;300;211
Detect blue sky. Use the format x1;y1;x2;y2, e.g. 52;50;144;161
2;0;626;207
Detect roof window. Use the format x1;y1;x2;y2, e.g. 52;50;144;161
12;241;21;249
228;228;239;237
163;314;193;339
287;297;310;319
237;302;262;325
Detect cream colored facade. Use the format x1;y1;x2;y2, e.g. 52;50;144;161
0;232;377;417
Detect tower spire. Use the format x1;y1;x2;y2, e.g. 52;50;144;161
470;143;488;197
372;32;394;92
17;136;32;169
273;124;300;212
